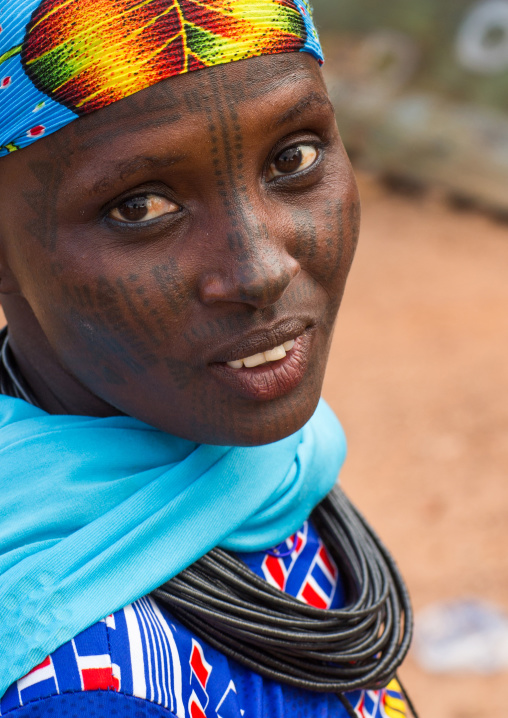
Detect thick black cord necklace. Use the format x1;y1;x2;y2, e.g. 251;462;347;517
0;328;418;717
154;492;418;717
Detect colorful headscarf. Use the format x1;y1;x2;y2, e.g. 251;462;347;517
0;0;323;157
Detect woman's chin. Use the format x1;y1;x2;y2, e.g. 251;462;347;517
171;395;321;447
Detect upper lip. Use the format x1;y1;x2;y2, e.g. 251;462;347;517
208;318;313;364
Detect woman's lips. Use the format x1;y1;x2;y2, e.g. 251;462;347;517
208;332;312;401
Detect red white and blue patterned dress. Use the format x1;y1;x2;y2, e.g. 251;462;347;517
1;522;407;718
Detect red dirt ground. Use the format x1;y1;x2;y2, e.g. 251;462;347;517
323;174;508;717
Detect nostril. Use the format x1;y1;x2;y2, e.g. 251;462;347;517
238;270;292;304
199;255;300;308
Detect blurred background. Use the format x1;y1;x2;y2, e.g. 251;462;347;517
314;1;508;716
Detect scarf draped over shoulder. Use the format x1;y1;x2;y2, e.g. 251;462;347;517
0;395;346;696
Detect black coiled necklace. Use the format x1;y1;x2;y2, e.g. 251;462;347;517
0;328;418;717
154;489;418;717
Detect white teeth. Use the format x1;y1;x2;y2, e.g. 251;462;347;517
227;360;244;369
243;353;267;368
227;339;297;369
264;345;286;362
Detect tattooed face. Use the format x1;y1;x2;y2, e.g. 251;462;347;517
0;54;359;446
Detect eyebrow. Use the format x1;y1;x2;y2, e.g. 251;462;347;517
273;92;335;129
90;154;185;196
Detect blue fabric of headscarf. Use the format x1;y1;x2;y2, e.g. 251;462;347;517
0;395;346;697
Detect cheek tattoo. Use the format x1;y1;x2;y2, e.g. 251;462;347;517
152;259;192;319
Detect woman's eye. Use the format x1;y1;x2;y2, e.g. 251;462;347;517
108;194;179;223
268;144;319;180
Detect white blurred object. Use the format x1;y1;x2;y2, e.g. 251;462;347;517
413;599;508;674
456;0;508;74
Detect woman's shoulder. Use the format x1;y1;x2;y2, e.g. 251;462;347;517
1;523;408;718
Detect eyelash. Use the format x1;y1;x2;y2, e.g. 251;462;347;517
267;141;324;183
103;188;181;230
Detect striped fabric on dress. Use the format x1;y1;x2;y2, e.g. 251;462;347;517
1;521;407;718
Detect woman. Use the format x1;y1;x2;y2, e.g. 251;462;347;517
0;1;415;716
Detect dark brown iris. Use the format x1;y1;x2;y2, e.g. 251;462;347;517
274;146;303;174
117;197;149;222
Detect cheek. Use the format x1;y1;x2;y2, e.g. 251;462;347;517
24;250;197;387
290;172;360;295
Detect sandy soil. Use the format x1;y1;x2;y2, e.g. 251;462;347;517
323;175;508;717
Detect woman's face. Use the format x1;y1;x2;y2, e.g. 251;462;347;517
0;53;359;445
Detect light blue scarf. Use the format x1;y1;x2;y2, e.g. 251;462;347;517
0;395;346;696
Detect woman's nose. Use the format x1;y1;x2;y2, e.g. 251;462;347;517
199;236;301;309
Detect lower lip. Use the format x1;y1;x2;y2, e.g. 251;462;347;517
209;332;313;401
